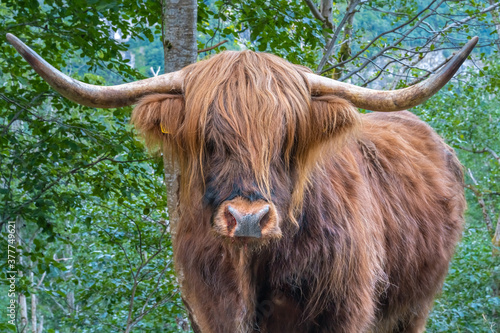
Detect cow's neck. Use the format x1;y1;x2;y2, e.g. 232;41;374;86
227;244;266;331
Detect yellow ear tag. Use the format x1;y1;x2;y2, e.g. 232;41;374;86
160;123;170;134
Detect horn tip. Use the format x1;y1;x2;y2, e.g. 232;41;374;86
6;33;15;42
6;33;21;48
462;36;479;57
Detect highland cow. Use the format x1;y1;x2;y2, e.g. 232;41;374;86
7;33;477;332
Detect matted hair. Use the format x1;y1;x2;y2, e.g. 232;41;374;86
131;51;360;221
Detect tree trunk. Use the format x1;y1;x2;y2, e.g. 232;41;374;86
493;213;500;256
320;0;333;42
160;1;198;330
19;295;28;333
160;0;198;234
316;0;361;74
37;316;43;333
64;222;75;314
332;0;356;79
162;0;198;73
489;0;500;52
31;292;37;333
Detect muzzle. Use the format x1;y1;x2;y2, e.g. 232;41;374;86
212;197;282;240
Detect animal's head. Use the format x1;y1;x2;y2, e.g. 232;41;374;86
7;33;478;246
131;51;361;243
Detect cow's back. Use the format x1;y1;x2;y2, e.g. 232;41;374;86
355;111;466;331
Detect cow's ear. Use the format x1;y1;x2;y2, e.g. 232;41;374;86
309;95;361;145
131;94;185;152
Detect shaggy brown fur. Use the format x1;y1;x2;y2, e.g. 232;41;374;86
131;51;466;332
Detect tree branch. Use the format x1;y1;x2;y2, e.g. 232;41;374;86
316;0;362;73
130;294;177;328
338;0;445;81
488;0;500;52
319;0;440;75
303;0;332;29
328;2;498;85
457;146;500;164
439;2;500;36
104;157;155;164
0;92;49;135
47;293;69;315
465;183;493;233
35;272;46;289
494;211;500;255
2;154;112;224
141;262;172;314
404;52;454;86
198;40;228;53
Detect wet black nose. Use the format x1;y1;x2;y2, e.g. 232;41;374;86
227;205;269;238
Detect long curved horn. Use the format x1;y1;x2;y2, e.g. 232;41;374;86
307;37;478;111
6;33;184;108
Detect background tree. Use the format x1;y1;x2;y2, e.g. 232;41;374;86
1;0;188;331
160;0;197;249
1;0;499;332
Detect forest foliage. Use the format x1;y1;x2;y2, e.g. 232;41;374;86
1;0;499;332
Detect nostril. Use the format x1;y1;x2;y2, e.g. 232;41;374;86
259;210;270;228
226;205;243;231
256;205;270;227
228;214;237;229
